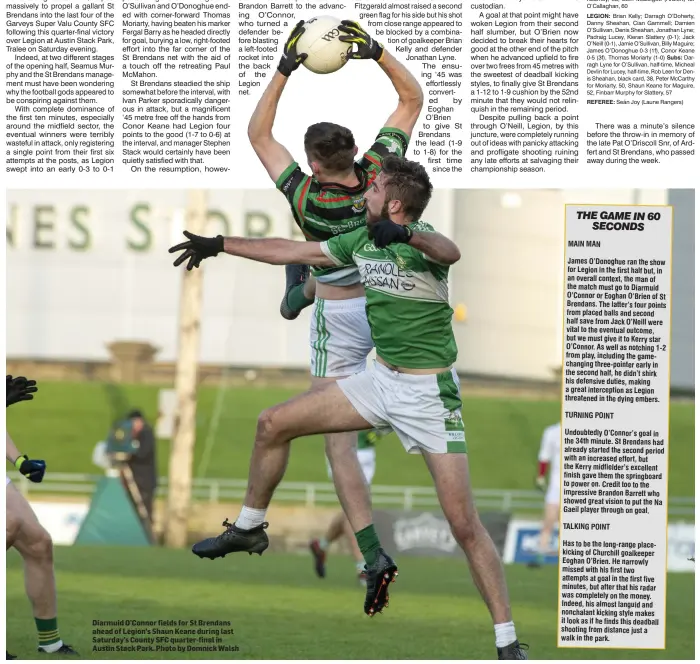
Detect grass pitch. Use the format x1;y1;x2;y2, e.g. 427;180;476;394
5;546;694;659
4;382;695;495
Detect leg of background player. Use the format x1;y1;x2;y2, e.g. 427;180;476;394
422;452;526;658
535;502;559;565
312;512;366;580
6;483;75;655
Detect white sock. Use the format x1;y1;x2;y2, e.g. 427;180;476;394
319;538;329;551
494;622;517;648
234;506;267;530
38;640;63;653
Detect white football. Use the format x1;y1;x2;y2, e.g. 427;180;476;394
297;16;351;75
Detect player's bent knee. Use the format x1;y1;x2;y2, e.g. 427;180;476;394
449;515;483;549
255;406;289;446
6;519;21;546
22;526;54;562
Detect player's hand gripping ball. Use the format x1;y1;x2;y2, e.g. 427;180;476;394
6;375;38;408
338;20;384;62
169;231;224;271
277;20;308;76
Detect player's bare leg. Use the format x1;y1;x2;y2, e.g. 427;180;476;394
422;452;528;659
192;383;372;560
6;483;78;656
529;502;559;568
307;376;374;583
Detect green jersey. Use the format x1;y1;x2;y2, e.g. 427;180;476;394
320;222;458;369
275;127;409;285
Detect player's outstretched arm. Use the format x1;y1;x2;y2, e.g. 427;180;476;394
338;21;423;138
168;231;333;270
247;21;307;182
222;237;334;267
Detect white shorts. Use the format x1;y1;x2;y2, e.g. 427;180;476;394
337;361;467;455
310;297;373;378
326;447;376;486
546;480;561;506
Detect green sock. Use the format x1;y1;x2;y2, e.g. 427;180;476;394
286;283;314;313
355;524;381;566
35;617;61;649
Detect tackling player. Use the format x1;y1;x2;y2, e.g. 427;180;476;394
247;17;423;584
529;422;562;568
5;376;78;658
170;156;529;659
309;429;385;585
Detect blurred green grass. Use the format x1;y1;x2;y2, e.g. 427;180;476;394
6;546;695;659
4;381;694;495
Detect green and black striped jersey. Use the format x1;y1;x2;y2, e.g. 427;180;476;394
275;126;409;285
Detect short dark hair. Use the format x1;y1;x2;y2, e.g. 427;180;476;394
381;155;433;220
304;122;355;173
127;409;144;420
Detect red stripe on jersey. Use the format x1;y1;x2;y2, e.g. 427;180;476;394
296;177;311;224
364;154;382;168
316;193;352;203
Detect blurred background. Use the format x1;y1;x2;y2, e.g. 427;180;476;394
5;187;695;659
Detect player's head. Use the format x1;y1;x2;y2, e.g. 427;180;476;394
364;155;433;225
127;408;145;434
304;122;358;178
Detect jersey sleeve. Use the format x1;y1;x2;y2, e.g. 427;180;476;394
358;127;410;176
320;227;365;267
275;162;312;226
410;221;452;284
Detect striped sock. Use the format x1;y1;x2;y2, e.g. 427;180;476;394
36;617;62;652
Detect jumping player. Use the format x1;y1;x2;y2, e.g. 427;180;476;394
5;376;78;658
170;156;529;659
247;17;423;579
529;422;562;568
309;429;385;585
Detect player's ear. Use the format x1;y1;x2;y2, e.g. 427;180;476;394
353;145;358;157
309;161;321;177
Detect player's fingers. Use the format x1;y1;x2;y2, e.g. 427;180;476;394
172;250;192;267
299;53;308;61
168;241;191;253
186;254;198;271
